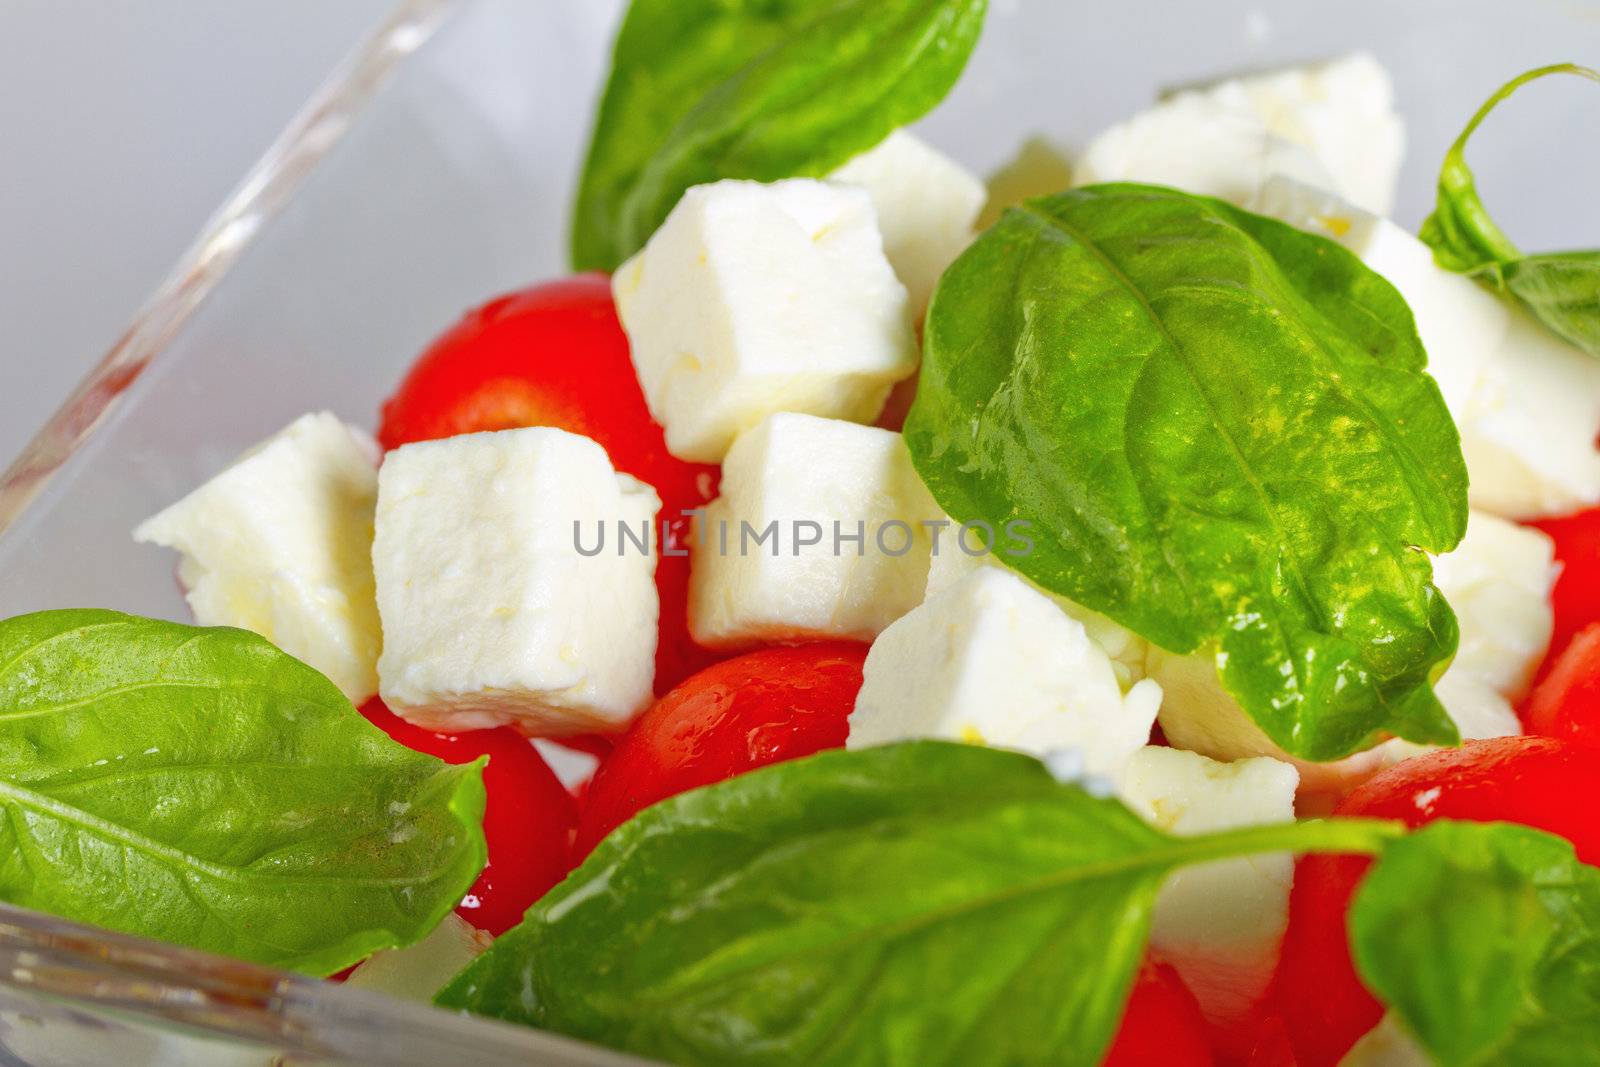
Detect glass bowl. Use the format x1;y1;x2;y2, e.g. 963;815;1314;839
0;0;1595;1061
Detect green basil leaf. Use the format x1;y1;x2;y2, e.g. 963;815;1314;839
906;184;1468;762
1419;64;1600;358
572;0;987;271
0;609;487;976
437;741;1397;1066
1352;821;1600;1065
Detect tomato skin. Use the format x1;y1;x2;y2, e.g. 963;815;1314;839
1104;961;1215;1067
1530;507;1600;680
358;699;577;935
376;275;721;692
574;642;868;857
1276;737;1600;1066
1526;623;1600;744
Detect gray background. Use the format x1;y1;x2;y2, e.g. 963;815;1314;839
0;0;392;469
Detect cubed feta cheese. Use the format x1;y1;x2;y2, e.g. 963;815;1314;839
1076;53;1404;215
133;411;381;702
612;179;918;463
829;130;986;314
373;427;659;736
849;567;1162;777
1118;746;1299;1031
689;413;940;644
1340;1013;1431;1067
1255;177;1600;520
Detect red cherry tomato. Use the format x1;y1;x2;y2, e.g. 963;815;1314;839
1526;622;1600;743
377;275;721;692
359;698;577;935
1275;737;1600;1066
1530;507;1600;680
1104;960;1214;1067
574;642;868;857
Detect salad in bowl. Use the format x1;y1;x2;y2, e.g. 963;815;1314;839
5;2;1600;1065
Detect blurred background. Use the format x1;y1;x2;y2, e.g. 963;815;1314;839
0;0;1596;480
0;0;391;468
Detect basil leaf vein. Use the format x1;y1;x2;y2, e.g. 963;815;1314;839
437;742;1397;1067
1419;63;1600;357
573;0;987;271
0;609;487;976
906;184;1467;761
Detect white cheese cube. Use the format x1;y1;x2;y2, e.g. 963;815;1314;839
373;427;659;736
612;179;918;463
1077;53;1404;215
829;130;986;314
1118;746;1299;1031
924;537;1147;679
134;412;381;702
1195;52;1404;216
1340;1013;1431;1067
1431;511;1555;698
690;413;940;644
1256;177;1600;520
1075;91;1339;208
849;568;1162;777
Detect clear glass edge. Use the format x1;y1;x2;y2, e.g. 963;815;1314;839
0;0;459;535
0;3;651;1062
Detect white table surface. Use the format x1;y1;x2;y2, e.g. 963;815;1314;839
0;0;393;470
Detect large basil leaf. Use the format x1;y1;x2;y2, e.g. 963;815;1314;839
1352;821;1600;1065
437;742;1397;1066
1420;64;1600;358
572;0;987;271
0;609;486;976
906;185;1468;761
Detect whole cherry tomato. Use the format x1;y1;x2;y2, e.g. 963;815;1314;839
359;698;577;935
377;275;721;692
1104;960;1215;1067
1275;737;1600;1066
574;642;868;857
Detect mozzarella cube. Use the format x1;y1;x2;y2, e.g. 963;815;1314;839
1195;52;1404;215
1075;90;1339;208
977;136;1075;230
134;412;381;702
829;130;986;314
1432;510;1555;697
690;413;940;644
924;537;1147;679
612;179;918;463
1118;746;1299;1031
1077;53;1403;215
373;428;659;736
849;568;1162;777
1256;178;1600;519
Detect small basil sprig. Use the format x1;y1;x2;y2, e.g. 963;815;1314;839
1353;820;1600;1066
0;609;487;976
907;185;1468;762
1420;64;1600;357
438;742;1399;1066
571;0;988;271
